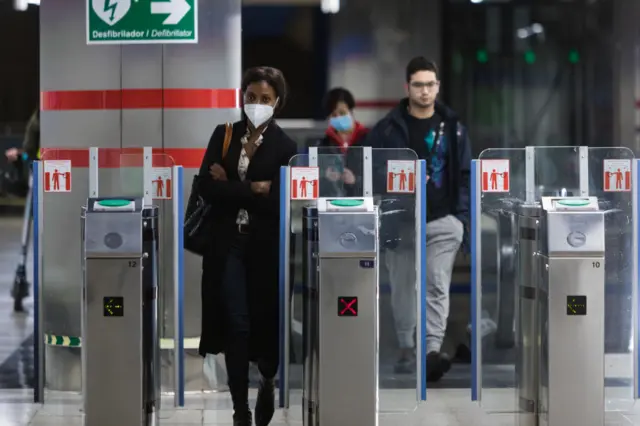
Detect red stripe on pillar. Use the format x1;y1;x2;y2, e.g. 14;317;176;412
161;148;205;168
163;89;238;109
41;148;206;168
41;89;239;111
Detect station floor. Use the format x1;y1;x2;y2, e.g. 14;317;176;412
2;214;640;425
0;389;638;425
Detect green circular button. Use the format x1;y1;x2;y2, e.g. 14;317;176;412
97;199;131;208
557;199;590;207
329;199;364;207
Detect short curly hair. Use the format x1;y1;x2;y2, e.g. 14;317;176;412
241;66;288;114
322;87;355;117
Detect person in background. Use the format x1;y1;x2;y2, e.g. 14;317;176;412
367;57;471;381
316;87;369;196
197;66;298;426
5;107;40;162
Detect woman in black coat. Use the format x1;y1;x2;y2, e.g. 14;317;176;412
197;66;298;426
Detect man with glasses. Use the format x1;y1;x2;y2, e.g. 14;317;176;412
368;56;471;382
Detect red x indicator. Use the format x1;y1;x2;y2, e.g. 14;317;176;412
338;297;358;317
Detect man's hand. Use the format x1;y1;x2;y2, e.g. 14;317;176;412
209;163;227;181
343;168;356;184
325;167;341;182
5;148;20;162
251;181;271;195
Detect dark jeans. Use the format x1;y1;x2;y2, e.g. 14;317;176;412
222;233;277;411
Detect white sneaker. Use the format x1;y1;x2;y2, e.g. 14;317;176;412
466;311;498;338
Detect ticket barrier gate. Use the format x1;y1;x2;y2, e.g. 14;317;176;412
82;197;160;426
301;198;379;426
516;197;605;426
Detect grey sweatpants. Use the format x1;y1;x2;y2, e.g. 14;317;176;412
385;215;464;354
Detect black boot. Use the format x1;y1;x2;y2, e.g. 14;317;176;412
228;375;251;426
255;377;275;426
232;409;252;426
426;351;451;382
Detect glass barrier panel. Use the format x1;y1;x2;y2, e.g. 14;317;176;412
371;148;419;414
287;148;420;415
477;148;525;414
116;152;144;198
477;146;636;419
286;153;310;408
532;147;581;197
314;147;365;197
39;148;178;397
588;147;635;413
40;149;89;395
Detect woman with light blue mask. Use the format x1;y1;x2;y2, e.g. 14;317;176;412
316;87;369;196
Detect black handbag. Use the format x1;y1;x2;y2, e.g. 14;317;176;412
184;175;213;255
183;123;233;256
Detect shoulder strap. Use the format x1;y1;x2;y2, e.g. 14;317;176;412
222;122;233;159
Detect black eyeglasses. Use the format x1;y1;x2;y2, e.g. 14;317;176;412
410;81;439;90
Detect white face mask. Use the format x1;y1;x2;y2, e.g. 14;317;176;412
244;99;277;128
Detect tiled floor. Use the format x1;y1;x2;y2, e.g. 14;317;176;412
0;388;637;425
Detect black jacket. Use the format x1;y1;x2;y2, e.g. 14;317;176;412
197;120;297;363
366;99;471;229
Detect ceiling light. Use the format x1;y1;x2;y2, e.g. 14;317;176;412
321;0;340;14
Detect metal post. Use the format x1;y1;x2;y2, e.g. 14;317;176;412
362;146;372;197
515;203;543;426
315;198;378;426
634;160;640;399
143;147;152;207
471;159;482;402
142;205;160;420
302;206;319;425
309;147;318;168
33;161;45;403
278;166;292;409
578;146;589;197
415;159;427;401
89;147;99;198
539;197;605;426
82;197;160;426
172;166;185;407
525;147;535;203
81;204;87;414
